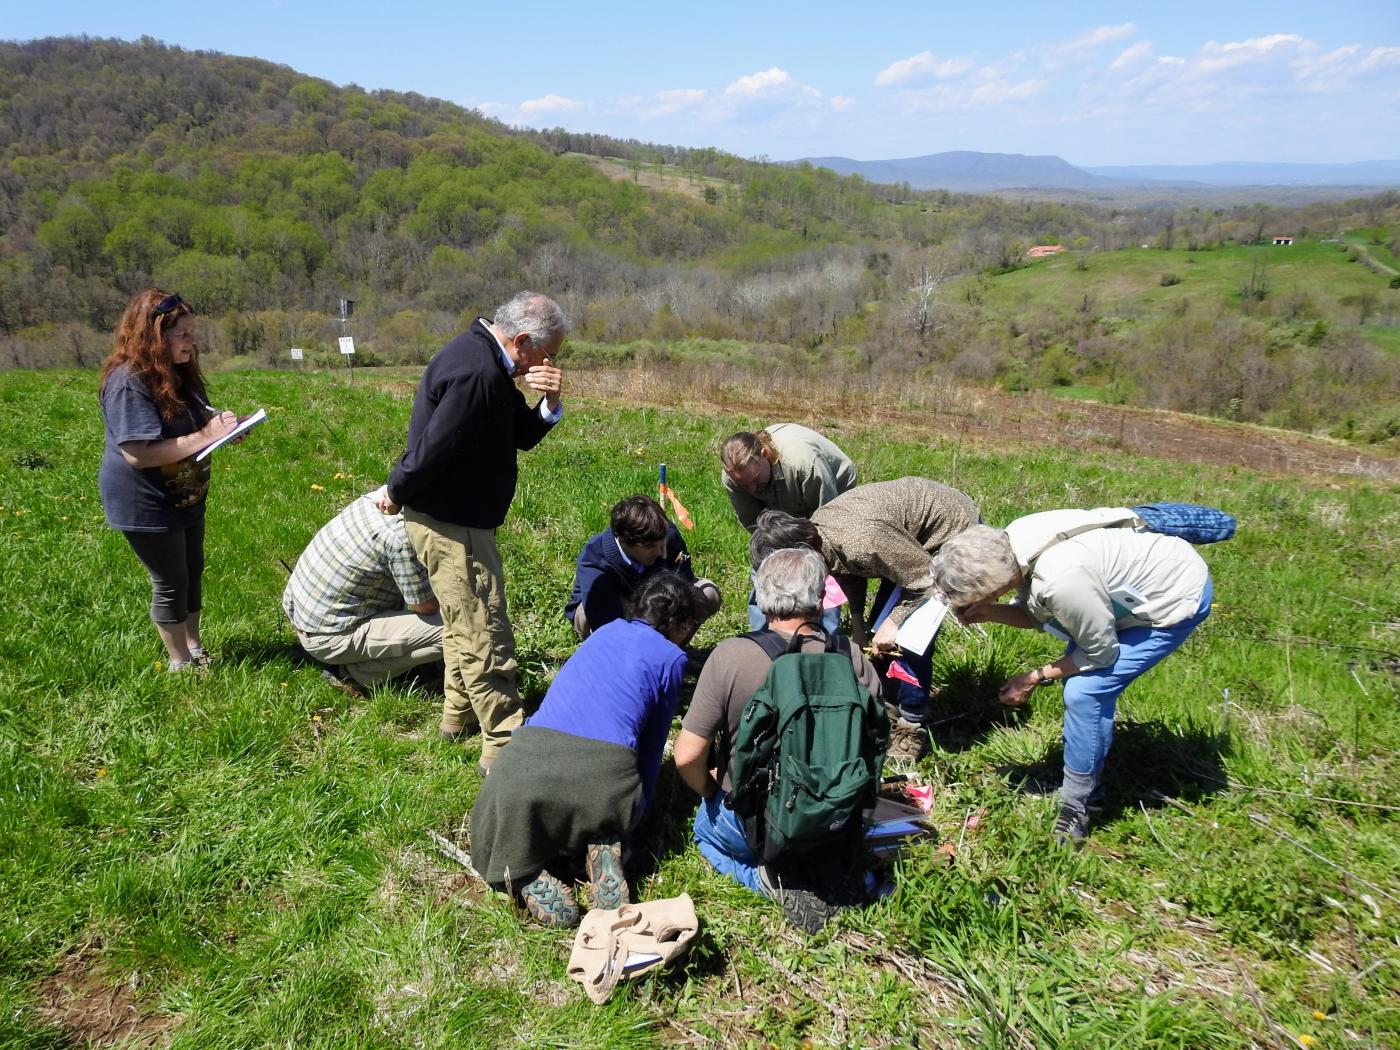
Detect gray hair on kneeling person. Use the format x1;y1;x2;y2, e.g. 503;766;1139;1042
929;524;1020;608
754;546;827;621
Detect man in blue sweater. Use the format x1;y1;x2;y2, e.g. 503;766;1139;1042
378;291;565;767
565;495;721;639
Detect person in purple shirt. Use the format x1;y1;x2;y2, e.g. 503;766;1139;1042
470;574;704;928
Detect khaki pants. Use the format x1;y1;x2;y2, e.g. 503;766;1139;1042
298;610;443;686
404;509;523;759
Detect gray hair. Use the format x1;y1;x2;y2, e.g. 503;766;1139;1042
754;547;826;620
493;291;568;346
929;525;1020;606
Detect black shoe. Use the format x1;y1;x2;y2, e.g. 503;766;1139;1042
758;864;844;934
1054;804;1090;847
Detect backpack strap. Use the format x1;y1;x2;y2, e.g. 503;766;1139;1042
1022;512;1143;568
743;623;846;661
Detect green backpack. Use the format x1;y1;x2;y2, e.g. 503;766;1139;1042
726;626;890;863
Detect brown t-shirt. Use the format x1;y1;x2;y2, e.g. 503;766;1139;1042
681;629;884;791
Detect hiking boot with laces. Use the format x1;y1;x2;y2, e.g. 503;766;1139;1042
1053;804;1090;847
886;716;929;767
585;841;630;911
758;863;843;934
518;870;580;928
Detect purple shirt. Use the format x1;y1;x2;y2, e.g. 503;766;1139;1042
526;618;687;808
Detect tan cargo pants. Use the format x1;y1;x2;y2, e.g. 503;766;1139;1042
404;509;523;760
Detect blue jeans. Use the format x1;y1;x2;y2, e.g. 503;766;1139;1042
692;790;764;894
1062;578;1214;776
870;583;932;715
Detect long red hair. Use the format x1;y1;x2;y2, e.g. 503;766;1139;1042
99;288;208;421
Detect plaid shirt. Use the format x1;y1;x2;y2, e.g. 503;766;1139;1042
282;496;433;634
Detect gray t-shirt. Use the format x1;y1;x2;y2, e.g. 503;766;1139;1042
99;365;211;532
682;630;883;791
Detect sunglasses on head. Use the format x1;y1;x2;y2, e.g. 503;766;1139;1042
151;292;185;317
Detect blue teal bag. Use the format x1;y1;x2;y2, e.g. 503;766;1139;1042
1130;503;1236;545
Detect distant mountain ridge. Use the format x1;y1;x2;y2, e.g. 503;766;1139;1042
793;151;1400;192
1083;160;1400;186
795;151;1123;192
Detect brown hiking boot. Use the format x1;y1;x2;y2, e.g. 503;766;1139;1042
585;841;630;911
886;715;929;767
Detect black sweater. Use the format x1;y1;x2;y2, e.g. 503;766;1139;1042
387;320;555;529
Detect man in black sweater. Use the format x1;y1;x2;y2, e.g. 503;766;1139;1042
379;291;566;767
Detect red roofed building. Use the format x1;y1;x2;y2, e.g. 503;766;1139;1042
1027;245;1067;258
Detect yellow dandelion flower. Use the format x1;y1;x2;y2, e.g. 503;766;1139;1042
95;767;108;779
310;483;325;491
311;713;322;722
1312;1011;1326;1021
61;516;69;522
154;660;164;671
1298;1035;1316;1047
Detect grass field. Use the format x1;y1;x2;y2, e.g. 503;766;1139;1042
972;234;1400;352
1;369;1397;1048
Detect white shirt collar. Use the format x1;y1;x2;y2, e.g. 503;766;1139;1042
481;318;516;375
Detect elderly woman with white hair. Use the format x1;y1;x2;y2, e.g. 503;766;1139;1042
929;510;1214;845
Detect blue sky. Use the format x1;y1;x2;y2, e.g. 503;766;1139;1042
7;1;1399;165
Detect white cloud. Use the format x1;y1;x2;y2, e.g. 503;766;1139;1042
643;88;708;118
725;68;794;96
519;93;583;116
1061;24;1136;53
1110;42;1153;72
830;95;855;111
874;51;975;87
967;78;1043;106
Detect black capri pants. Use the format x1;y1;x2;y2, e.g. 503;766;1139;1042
122;518;205;624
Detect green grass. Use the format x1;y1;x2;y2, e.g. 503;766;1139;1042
974;232;1400;352
2;370;1397;1047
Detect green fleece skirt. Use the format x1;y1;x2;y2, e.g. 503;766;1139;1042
469;725;642;886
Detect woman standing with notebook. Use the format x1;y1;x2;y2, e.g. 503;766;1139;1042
98;289;239;672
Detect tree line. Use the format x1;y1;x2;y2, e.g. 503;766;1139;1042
1;37;1397;439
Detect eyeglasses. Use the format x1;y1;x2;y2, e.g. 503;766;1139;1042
151;292;185;317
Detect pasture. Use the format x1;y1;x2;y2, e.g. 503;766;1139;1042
1;368;1396;1048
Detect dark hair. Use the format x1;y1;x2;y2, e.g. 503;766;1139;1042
626;572;703;637
611;495;669;545
749;509;822;570
99;287;206;421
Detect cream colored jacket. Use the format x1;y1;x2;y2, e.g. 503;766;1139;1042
1004;508;1209;671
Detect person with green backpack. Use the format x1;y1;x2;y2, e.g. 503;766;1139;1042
674;547;889;933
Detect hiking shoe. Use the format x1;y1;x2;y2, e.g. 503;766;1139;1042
585;841;630;911
886;717;929;767
519;870;580;928
320;665;365;698
757;864;843;935
1053;804;1090;847
188;646;212;669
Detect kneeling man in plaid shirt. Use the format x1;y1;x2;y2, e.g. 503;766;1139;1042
283;488;443;687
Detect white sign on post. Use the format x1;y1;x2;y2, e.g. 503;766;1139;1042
338;337;356;355
290;347;304;361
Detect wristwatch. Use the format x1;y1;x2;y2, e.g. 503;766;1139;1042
1033;666;1051;686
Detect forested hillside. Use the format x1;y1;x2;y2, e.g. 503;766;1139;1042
2;37;1398;438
